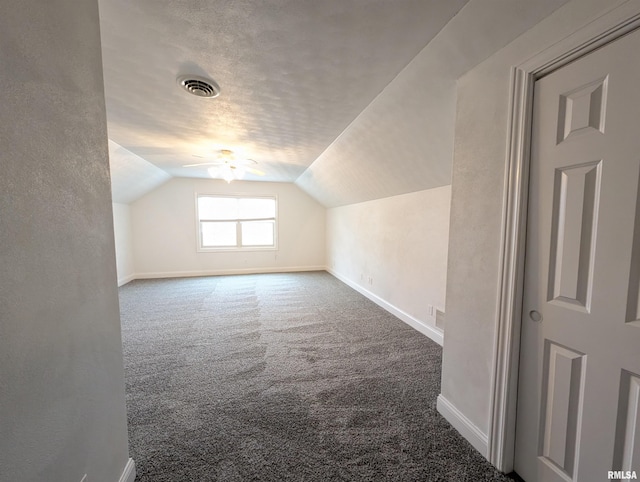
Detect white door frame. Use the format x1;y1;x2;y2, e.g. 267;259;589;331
488;1;640;473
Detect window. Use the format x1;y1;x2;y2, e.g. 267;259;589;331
196;195;277;250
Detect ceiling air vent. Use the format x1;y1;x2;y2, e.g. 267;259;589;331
177;75;220;98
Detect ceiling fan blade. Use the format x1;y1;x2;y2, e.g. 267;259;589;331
185;151;264;175
182;161;225;167
246;167;265;176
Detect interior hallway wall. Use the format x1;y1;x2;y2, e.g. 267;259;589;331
113;202;135;286
131;178;326;278
327;186;451;344
0;0;133;480
440;0;632;457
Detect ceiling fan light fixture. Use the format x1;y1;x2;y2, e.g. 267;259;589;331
208;165;242;183
177;75;221;98
221;167;235;183
192;149;265;182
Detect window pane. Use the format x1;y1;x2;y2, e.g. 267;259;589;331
238;198;275;219
201;222;236;247
198;197;238;220
241;221;274;246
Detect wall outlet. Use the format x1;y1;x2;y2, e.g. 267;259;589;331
428;304;434;316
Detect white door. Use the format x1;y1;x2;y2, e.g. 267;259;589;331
514;29;640;482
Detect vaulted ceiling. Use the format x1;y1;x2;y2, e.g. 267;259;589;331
100;0;570;207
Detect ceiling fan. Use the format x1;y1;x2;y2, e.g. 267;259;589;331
183;149;265;183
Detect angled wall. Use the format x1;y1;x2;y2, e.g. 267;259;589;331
108;140;171;204
296;0;571;208
327;186;451;345
317;0;570;354
0;0;132;481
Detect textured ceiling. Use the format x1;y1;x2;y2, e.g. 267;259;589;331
296;0;571;207
98;0;469;187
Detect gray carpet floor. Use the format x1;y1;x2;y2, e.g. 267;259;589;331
119;271;518;481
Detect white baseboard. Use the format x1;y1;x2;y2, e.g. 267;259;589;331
117;274;135;287
118;458;136;482
133;265;325;280
327;268;443;346
437;394;488;458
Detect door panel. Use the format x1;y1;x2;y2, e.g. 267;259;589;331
515;28;640;482
548;160;601;311
539;341;586;477
613;371;640;473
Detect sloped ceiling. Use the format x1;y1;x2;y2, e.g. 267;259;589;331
108;140;171;204
100;0;570;207
98;0;469;199
296;0;571;207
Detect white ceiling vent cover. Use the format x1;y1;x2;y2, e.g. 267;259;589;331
177;75;220;98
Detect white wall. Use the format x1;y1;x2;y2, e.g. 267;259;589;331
0;0;133;480
440;0;630;457
131;178;326;277
113;203;135;286
327;186;451;344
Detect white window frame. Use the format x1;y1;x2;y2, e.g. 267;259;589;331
195;193;278;252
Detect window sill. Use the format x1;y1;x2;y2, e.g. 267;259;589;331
197;246;278;253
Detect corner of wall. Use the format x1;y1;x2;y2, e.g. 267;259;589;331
112;202;135;285
117;274;136;287
437;394;489;458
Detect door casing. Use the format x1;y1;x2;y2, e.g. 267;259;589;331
489;2;640;473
